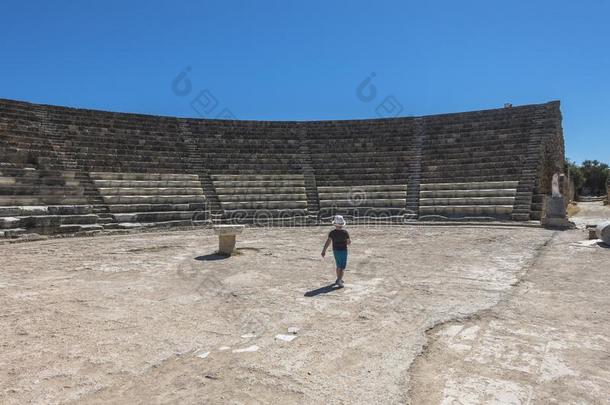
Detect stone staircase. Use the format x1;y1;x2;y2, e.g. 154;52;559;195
297;132;320;223
405;118;424;219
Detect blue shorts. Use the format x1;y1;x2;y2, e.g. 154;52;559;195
333;249;348;269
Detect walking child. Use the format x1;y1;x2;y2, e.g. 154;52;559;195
321;215;351;287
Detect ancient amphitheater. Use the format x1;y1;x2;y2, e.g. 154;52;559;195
1;98;565;236
1;98;608;405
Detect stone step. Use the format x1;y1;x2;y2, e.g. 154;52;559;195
65;224;104;233
420;197;515;206
1;214;100;229
108;219;208;229
213;180;306;188
221;209;308;219
219;200;308;210
309;160;414;168
0;195;90;205
96;187;204;196
89;172;200;181
420;189;516;198
317;185;407;193
511;213;531;221
0;185;85;195
319;207;410;216
217;193;307;202
419;205;513;216
423;161;525;172
92;179;202;188
86;164;195;172
423;168;522;178
0;178;84;189
313;167;410;175
420;181;519;191
106;202;205;213
421;176;521;184
210;174;304;181
111;211;199;223
318;191;407;200
420;148;537;161
206;163;303;171
317;180;410;187
101;195;206;204
214;186;306;195
308;150;415;159
319;199;406;208
0;228;27;238
315;173;411;182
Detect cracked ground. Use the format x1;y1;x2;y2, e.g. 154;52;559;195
1;203;609;404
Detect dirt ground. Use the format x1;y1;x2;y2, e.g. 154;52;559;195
0;203;608;404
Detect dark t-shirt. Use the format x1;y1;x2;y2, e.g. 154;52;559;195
329;229;350;251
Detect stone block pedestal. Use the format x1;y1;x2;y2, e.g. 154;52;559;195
541;196;574;229
213;225;245;255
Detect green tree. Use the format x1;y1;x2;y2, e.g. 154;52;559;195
568;159;609;196
581;160;609;195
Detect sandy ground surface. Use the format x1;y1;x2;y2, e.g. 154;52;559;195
0;203;608;404
570;200;610;229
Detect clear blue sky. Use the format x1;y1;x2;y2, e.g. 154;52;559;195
1;1;608;164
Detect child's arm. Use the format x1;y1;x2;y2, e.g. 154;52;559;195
321;238;331;257
347;237;351;246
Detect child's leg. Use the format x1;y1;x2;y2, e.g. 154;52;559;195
337;268;345;281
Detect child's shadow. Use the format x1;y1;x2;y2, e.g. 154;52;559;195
304;284;343;297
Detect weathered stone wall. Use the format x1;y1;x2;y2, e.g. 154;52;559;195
537;101;565;195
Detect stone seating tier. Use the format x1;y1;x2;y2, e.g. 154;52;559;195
90;172;207;229
419;181;518;219
0;168;89;205
0;205;101;236
211;174;308;220
317;184;408;217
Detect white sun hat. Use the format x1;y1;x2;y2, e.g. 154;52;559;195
332;215;346;226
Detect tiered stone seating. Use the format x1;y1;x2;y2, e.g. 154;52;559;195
0;166;101;236
90;172;206;229
419;181;518;219
420;105;549;220
317;184;408;218
306;120;417;218
212;174;308;223
37;104;210;229
1;98;564;231
0;100;101;237
188;121;310;222
41;105;189;173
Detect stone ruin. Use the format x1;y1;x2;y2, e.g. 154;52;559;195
0;98;566;237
